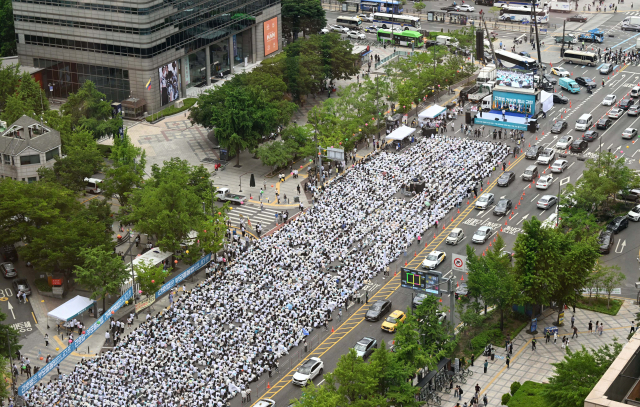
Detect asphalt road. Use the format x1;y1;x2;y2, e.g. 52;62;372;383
0;271;38;339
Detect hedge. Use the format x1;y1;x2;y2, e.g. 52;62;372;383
145;98;197;122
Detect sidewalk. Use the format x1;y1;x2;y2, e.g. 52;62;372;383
438;299;637;407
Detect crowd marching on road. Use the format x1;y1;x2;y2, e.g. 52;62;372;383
21;135;509;407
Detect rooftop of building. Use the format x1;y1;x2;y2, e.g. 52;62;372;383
0;115;61;156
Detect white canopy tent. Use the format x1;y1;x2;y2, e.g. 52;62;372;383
418;104;447;121
540;91;553;113
385;125;416;141
47;295;96;322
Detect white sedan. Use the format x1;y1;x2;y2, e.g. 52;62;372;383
357;14;374;22
555;135;573;149
458;4;475;11
421;251;446;270
536;174;554;189
602;94;617;106
347;31;366;39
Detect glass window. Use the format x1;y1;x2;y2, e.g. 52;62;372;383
27;177;37;183
20;154;41;165
45;147;59;161
2;154;11;165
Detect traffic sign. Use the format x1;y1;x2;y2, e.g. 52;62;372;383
452;253;468;272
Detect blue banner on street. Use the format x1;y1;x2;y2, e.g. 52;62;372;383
155;253;211;299
18;287;133;396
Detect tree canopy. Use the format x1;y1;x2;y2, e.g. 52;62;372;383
0;0;16;57
282;0;327;40
74;247;131;312
102;131;147;208
0;72;48;124
60;81;123;139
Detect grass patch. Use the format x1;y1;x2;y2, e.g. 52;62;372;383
508;381;548;407
96;144;112;158
34;278;52;292
453;309;529;360
145;98;197;122
576;296;622;316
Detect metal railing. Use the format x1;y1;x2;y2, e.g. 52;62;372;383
374;50;415;69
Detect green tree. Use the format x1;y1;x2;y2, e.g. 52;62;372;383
74;247;130;313
369;341;420;406
61;81;122;139
256;140;293;170
0;0;16;57
291;382;341;406
282;0;327;39
542;340;623;407
414;2;426;12
466;234;520;330
1;72;49;123
1;94;33;124
38;127;103;191
0;63;20;110
323;348;386;406
134;260;166;297
601;266;625;308
102;131;147;208
0;311;22;359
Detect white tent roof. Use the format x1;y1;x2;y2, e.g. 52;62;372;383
540;91;553;113
385;125;416;141
418;104;447;119
47;295;95;322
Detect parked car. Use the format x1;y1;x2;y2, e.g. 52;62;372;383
598;230;614;254
607;216;629;233
0;245;18;262
0;262;16;278
628;204;640;221
583;130;599;141
12;279;31;296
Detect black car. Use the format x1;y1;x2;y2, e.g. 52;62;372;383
606;216;629;234
541;81;554;91
493;199;513;216
598;230;614;254
583;130;599;141
553;94;569;104
628;105;640;116
12;279;31;296
0;245;18;262
551;120;568;133
497;171;516;187
575;77;596;89
525;145;545;159
425;40;438;48
567;14;588;22
365;299;392;321
570;139;588;153
620;98;635;110
412;293;428;308
596;118;612;129
543;74;558;85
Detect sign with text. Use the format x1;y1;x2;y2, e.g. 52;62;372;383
135;295;156;313
155;253;211;299
400;267;441;295
492;90;537;116
264;17;279;56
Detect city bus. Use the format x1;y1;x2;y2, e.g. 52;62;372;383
493;0;547;7
336;16;363;29
372;13;421;30
376;29;423;46
561;50;598;66
360;0;403;13
499;5;550;23
494;49;538;71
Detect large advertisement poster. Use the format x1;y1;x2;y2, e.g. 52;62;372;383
495;69;534;89
159;60;179;106
492;90;536;116
264;17;278;56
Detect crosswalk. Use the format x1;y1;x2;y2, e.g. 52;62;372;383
15;335;85;385
625;11;640;15
227;204;289;229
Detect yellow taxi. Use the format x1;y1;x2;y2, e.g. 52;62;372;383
381;310;406;333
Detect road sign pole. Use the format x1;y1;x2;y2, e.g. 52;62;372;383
449;277;456;339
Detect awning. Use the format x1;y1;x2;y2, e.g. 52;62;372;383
47;296;96;322
385;125;416;141
540;91;553;113
419;104;447;119
121;97;146;109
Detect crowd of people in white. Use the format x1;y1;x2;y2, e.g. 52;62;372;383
23;135;509;407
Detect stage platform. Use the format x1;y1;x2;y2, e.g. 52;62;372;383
473;110;531;131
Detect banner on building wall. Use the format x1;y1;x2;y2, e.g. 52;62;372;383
264;17;279;56
158;60;179;106
182;56;190;85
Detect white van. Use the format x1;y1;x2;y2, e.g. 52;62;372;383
480;95;492;111
436;35;459;47
575;113;593;131
84;177;103;194
631;85;640;98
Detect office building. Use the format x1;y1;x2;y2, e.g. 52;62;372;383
12;0;282;118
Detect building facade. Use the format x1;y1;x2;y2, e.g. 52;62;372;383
0;116;62;182
13;0;282;117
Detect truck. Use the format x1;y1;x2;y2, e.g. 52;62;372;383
480;94;492;111
559;77;580;94
476;64;497;83
578;29;604;43
216;187;247;205
468;81;496;102
553;34;577;44
436;35;459;47
459;85;479;103
548;0;575;12
622;16;640;31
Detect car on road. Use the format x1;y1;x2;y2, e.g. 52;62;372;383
446;228;465;245
553;94;569;104
618;189;640;202
608;108;624;119
583;130;599;141
353;337;378;358
536;175;554;189
620;98;635;110
550;159;569;173
555;134;573;149
12;279;31;296
596;118;612;129
497;171;516;186
622;128;638;139
493;199;513;216
441;5;460;11
319;28;330;34
412;293;428;308
602;94;617;106
525;145;544;159
347;31;366;39
600;63;614;75
607;216;629;234
365;299;392;321
472;226;493;244
0;262;16;278
519;51;531;58
330;25;349;33
292;357;324;386
522;165;539;181
629;105;640;116
381;310;406;332
475;192;495;209
537;148;556;165
421;250;446;269
537;195;558;210
598;230;614;254
0;245;18;262
551;67;570;77
575;76;597;89
357;13;373;22
543;74;558;85
363;25;379;33
458;4;475;11
255;399;276;407
567;14;588;22
570;139;588;153
628;204;640;221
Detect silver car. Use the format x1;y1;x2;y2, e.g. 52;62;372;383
537;195;558;210
475;193;495;210
445;228;465;245
353;337;378;359
472;226;493;244
550;159;569;173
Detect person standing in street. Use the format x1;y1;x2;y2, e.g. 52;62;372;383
471;353;475;367
506;354;510;369
246;388;251;402
44;333;49;347
532;337;537;351
304;339;308;353
588;320;593;333
483;359;488;374
483;394;488;407
571;315;575;328
572;326;579;339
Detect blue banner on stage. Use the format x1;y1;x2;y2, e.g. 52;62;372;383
18;287;133;396
474;117;528;131
155;253;211;299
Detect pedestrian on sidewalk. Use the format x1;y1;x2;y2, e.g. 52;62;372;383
483;394;488;407
483;359;488;374
471;353;475;367
105;331;110;345
588;320;593;333
454;385;460;398
459;387;464;400
571;315;575;328
595;320;599;334
554;331;558;344
532;337;537;351
44;333;49;347
246;388;251;402
338;309;342;322
241;390;247;404
506;354;510;369
561;336;567;350
545;330;550;343
599;322;604;335
572;326;578;339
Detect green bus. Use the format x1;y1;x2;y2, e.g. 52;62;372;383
376;29;424;47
